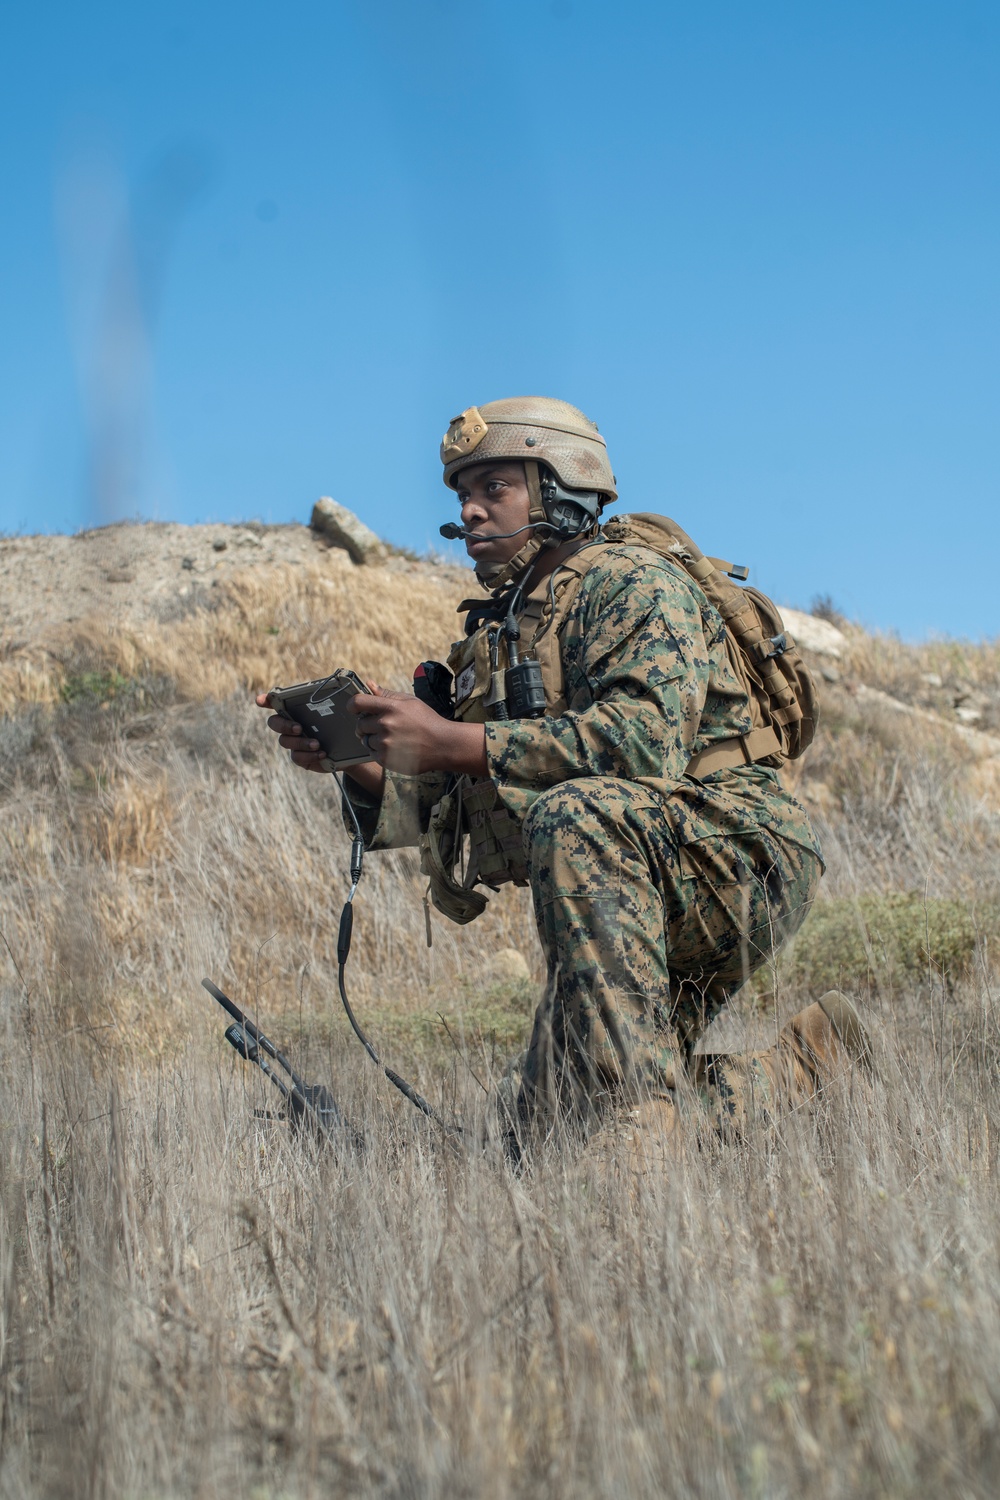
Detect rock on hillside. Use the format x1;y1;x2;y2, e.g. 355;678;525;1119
780;607;847;659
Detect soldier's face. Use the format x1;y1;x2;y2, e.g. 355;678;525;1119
454;462;533;568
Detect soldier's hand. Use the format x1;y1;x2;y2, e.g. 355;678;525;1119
350;686;487;778
254;692;331;772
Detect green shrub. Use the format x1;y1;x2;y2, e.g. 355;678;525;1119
59;668;130;704
774;893;995;997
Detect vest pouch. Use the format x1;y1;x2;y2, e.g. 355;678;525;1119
447;629;497;724
463;778;530;889
418;789;489;925
504;656;546;719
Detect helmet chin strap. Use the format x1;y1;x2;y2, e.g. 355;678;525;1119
474;461;557;592
524;459;545;524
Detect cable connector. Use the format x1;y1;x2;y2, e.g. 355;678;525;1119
350;836;365;887
337;902;354;967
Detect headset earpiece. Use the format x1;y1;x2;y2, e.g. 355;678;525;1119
538;468;603;540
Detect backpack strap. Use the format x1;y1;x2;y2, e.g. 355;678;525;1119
522;538;783;777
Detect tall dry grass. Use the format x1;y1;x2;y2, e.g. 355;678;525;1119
2;541;1000;1496
5;964;1000;1497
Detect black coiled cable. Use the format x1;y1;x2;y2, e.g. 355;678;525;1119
334;774;457;1132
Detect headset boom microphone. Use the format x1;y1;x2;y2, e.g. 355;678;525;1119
438;520;556;543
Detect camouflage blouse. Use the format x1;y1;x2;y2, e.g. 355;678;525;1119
345;544;822;863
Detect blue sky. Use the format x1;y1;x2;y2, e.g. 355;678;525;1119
1;0;997;638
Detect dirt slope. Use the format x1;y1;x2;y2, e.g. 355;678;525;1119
1;517;467;643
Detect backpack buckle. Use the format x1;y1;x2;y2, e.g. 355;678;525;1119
756;633;787;662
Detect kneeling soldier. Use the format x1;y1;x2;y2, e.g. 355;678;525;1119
262;397;867;1153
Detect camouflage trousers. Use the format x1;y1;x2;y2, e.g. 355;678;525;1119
513;774;822;1126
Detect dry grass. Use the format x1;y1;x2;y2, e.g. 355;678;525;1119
839;626;1000;731
788;678;1000;902
3;548;1000;1496
5;973;1000;1498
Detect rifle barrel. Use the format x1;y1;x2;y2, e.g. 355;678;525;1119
201;978;310;1097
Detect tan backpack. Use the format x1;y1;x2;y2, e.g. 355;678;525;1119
595;513;818;769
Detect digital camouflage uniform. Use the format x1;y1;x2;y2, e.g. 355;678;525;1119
346;540;824;1128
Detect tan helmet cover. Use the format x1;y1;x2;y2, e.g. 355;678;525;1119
441;396;617;500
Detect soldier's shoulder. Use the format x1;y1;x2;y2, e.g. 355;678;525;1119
576;540;697;602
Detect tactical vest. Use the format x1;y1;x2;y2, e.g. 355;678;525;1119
418;518;818;924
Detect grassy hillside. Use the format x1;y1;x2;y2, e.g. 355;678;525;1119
2;520;1000;1497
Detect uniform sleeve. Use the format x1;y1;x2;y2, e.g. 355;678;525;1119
484;556;739;820
341;768;448;850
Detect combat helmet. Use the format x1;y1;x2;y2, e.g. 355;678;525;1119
441;396;617;589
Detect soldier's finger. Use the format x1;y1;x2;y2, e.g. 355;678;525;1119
290;750;328;770
267;712;301;734
279;733;320;751
348;693;382;716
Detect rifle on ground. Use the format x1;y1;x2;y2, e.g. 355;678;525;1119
202;978;361;1149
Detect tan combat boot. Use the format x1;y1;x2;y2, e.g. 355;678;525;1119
557;1093;678;1197
619;1095;681;1171
787;990;872;1074
706;990;872;1134
574;1095;682;1195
